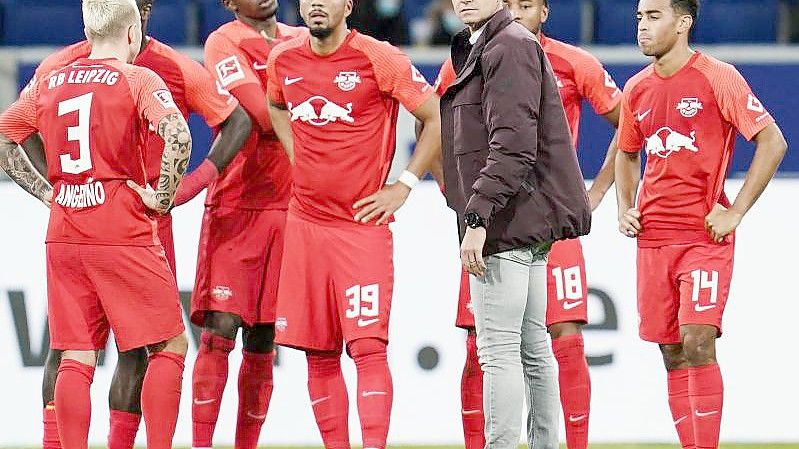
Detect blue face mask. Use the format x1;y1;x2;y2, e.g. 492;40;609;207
376;0;401;18
442;11;464;34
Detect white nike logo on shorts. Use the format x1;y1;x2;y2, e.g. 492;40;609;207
358;318;380;327
694;304;717;312
563;300;584;310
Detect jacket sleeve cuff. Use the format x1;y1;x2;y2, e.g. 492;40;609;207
466;195;495;228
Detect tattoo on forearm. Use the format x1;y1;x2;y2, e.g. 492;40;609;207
156;113;192;208
0;136;52;204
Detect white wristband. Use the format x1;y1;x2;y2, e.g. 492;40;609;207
397;170;420;189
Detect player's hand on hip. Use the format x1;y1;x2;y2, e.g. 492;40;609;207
126;180;170;215
352;182;411;225
704;204;741;243
461;227;487;277
618;207;642;238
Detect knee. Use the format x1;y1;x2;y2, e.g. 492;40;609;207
306;350;342;377
659;344;688;370
116;347;148;372
45;349;63;374
347;338;387;361
149;333;189;356
681;331;717;366
204;312;242;340
548;321;582;340
61;350;99;367
243;325;276;353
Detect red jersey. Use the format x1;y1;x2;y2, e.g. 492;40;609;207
205;20;305;210
434;33;621;149
266;30;433;224
0;58;180;246
618;52;775;247
29;38;238;189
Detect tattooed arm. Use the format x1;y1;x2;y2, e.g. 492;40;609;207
127;113;192;214
0;132;52;207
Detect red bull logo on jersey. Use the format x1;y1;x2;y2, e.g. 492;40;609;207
645;127;699;159
676;97;703;118
288;96;355;126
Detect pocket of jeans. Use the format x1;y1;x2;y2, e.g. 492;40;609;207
494;248;534;265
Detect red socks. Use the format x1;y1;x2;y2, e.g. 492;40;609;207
552;334;591;449
461;333;485;449
43;403;61;449
306;352;351;449
235;351;275;449
108;410;141;449
348;339;393;449
54;359;95;449
141;351;185;449
689;364;723;449
668;368;695;448
192;332;235;447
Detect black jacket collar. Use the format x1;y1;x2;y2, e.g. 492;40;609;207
449;8;515;90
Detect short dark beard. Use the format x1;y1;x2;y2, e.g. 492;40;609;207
310;26;334;39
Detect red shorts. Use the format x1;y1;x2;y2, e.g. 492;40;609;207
455;268;475;329
191;206;286;327
156;213;176;277
637;240;735;344
546;238;588;326
275;212;394;353
47;243;184;352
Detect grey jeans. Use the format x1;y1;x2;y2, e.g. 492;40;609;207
470;244;559;449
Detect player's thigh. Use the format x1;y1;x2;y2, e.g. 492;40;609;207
84;245;184;352
191;207;268;326
274;214;340;352
676;241;734;336
637;245;681;344
46;243;109;351
252;209;288;325
546;238;588;327
330;225;394;345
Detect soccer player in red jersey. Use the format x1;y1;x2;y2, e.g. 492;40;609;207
265;0;441;447
616;1;787;447
191;1;305;448
24;2;252;448
0;0;193;447
434;1;621;447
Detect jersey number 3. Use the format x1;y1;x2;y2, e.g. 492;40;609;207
58;92;94;174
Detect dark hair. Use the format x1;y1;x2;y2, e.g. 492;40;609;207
671;0;699;29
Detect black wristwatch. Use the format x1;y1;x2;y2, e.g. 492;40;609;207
465;212;486;229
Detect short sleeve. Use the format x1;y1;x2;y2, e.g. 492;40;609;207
130;68;181;128
434;58;457;97
368;41;434;112
710;64;774;141
265;48;285;106
0;82;39;143
618;91;643;153
180;55;238;127
204;32;261;91
574;53;621;116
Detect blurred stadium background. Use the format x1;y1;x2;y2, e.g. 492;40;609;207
1;1;798;447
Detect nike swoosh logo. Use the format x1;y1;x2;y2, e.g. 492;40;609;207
637;109;652;122
694;304;717;312
357;318;380;327
246;411;267;420
193;398;216;405
673;415;688;425
462;409;481;415
284;76;303;85
568;414;587;422
695;410;719;417
253;62;268;70
361;391;388;398
563;300;584;310
311;396;330;406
